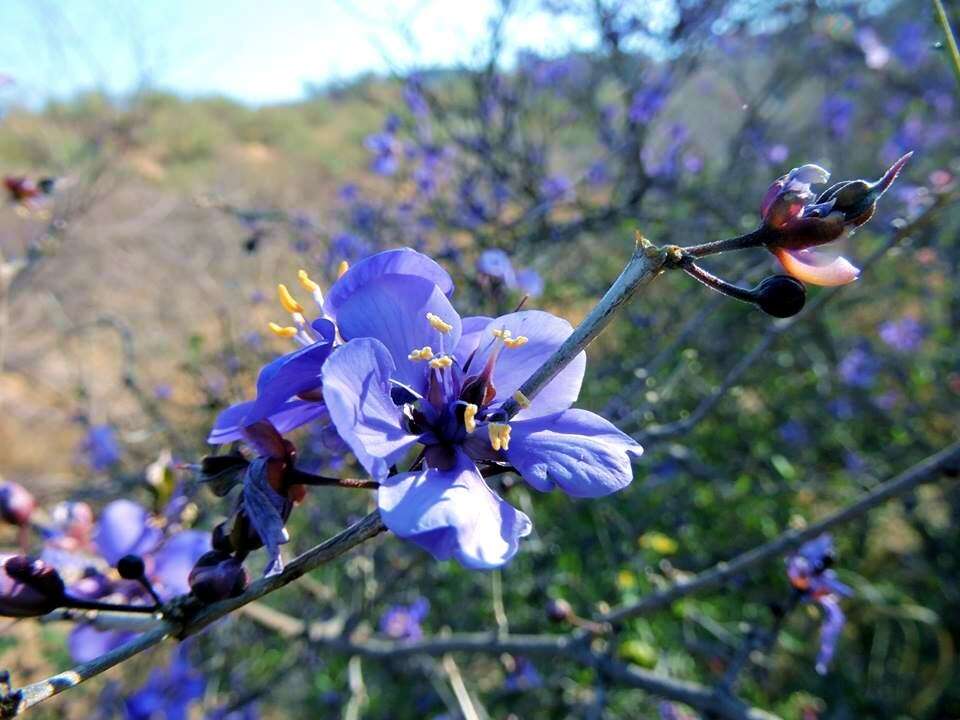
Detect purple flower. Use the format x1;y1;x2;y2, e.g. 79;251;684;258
0;481;35;527
540;175;574;203
820;95;855;141
124;645;206;720
81;425;122;471
503;657;542;691
516;268;544;299
838;344;879;388
476;249;517;287
320;250;642;568
786;535;853;675
628;80;669;124
778;420;809;447
379;597;429;640
892;23;928;69
878;316;924;353
404;76;429;117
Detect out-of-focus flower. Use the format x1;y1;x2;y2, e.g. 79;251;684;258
516;268;544;299
503;656;542;691
0;480;35;527
838;344;879;388
476;248;517;287
3;175;56;206
379;597;429;640
123;645;206;720
786;534;852;675
628;78;669;124
892;22;928;69
540;175;574;204
820;95;855;141
320;249;641;568
778;420;809;447
760;155;912;286
81;424;122;471
878;316;924;353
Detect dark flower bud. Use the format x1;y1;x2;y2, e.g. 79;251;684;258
754;275;806;318
116;554;146;581
199;454;249;497
211;522;235;553
188;551;248;603
546;598;573;623
1;557;65;617
0;481;36;527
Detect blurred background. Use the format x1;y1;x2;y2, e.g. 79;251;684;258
1;0;958;718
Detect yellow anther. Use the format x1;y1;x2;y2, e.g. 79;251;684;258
268;322;298;339
297;269;320;293
277;284;304;314
503;335;528;349
463;404;478;433
429;355;453;370
488;422;511;452
492;328;512;339
513;390;531;409
408;346;434;361
337;260;350;279
426;312;453;334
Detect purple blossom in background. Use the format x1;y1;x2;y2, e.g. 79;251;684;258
586;160;609;186
838;344;880;388
878;316;924;353
786;534;853;675
778;420;809;447
820;95;855;140
516;268;544;299
765;144;789;165
379;597;429;640
81;425;122;471
628;80;669;124
892;22;928;69
476;248;517;287
503;657;542;691
403;76;429;117
364;117;402;176
540;174;574;204
319;250;642;568
123;645;206;720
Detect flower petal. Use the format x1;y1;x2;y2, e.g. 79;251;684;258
244;340;333;426
324;248;454;319
774;248;860;287
94;500;163;566
455;315;493;369
378;451;531;569
507;410;642;497
322;338;419;481
335;274;462;393
151;531;211;597
68;625;134;663
242;458;290;576
477;311;585;419
208;399;329;445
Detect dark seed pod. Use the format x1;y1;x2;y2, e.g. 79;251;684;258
546;597;573;623
753;275;806;318
116;554;146;581
189;551;249;603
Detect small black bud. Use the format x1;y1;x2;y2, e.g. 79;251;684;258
116;554;146;580
189;551;248;603
754;275;806;318
546;598;573;623
211;522;235;553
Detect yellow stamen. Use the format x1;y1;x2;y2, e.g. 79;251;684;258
297;269;320;293
408;346;434;361
429;356;453;369
463;404;478;433
426;312;453;334
488;422;511;452
503;335;528;349
492;328;512;339
513;390;531;409
337;260;350;279
277;284;304;314
268;322;298;338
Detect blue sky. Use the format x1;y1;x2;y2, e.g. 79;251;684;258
0;0;596;106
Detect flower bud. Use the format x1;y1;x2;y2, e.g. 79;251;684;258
116;554;146;581
199;454;249;497
1;557;65;617
546;597;573;623
188;551;248;603
753;275;806;318
0;481;36;527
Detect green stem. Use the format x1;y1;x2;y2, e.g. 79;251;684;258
933;0;960;95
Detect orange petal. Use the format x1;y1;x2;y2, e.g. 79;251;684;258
774;248;860;287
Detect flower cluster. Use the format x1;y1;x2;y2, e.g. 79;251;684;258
209;248;642;570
